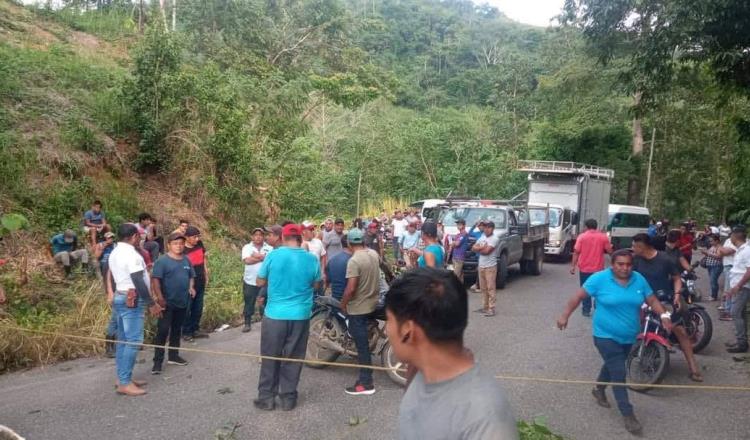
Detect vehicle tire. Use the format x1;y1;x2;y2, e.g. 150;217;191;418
685;307;713;354
530;245;543;276
626;340;670;392
496;253;508;289
381;341;407;387
306;313;343;368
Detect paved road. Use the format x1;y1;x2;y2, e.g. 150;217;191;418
1;261;748;440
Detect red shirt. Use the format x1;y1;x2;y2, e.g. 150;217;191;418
574;230;612;273
677;233;694;259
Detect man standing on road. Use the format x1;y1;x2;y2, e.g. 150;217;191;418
339;229;381;396
326;235;351;301
241;228;273;333
182;226;210;341
364;221;384;259
323;218;346;260
386;268;518;440
726;226;750;353
570;219;612;317
472;221;499;317
151;232;195;374
257;225;283;317
631;233;703;381
391;211;409;262
400;222;421;269
254;224;321;411
108;223;162;396
50;229;91;279
447;218;469;283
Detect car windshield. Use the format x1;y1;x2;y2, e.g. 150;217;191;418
440;207;507;229
526;208;560;227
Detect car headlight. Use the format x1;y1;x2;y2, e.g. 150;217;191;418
552;240;561;247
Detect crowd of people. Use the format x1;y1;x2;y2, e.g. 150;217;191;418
563;218;750;435
33;200;750;438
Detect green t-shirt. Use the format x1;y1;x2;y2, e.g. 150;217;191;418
345;248;381;315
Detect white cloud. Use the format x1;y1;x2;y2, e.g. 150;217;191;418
483;0;566;27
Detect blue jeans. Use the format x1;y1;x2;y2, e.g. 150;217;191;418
392;237;401;261
347;314;373;386
113;293;145;386
106;307;118;337
593;337;633;416
580;272;594;314
707;265;723;299
182;279;205;336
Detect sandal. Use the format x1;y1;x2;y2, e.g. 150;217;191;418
688;372;704;382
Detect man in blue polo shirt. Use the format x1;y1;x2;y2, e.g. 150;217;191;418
254;223;321;412
50;229;91;279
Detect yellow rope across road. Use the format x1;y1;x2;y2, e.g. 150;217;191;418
3;324;750;392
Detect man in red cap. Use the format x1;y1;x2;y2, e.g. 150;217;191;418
364;220;384;259
254;224;322;411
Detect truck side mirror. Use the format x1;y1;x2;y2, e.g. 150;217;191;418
571;212;579;225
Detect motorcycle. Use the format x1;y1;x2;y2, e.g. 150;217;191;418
626;298;713;391
305;295;408;387
681;262;703;302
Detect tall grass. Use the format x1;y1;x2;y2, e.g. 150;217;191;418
360;197;413;218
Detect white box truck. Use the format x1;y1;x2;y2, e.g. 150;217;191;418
517;160;613;258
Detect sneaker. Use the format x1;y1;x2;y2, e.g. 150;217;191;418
151;363;162;375
719;314;733;321
167;356;189;366
591;387;610;408
193;331;210;339
717;305;726;311
253;398;275;411
484;308;496;317
345;383;376;396
725;341;738;348
182;334;194;342
280;399;297;411
623;415;643;435
242;324;252;333
727;344;749;353
473;308;487;314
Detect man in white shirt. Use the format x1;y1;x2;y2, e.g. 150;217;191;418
302;221;327;296
391;210;409;262
108;223;163;396
472;222;500;317
241;227;273;333
719;234;738;319
726;226;750;353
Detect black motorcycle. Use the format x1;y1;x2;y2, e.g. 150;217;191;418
305;296;407;386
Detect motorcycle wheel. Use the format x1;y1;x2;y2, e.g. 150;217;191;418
381;341;408;387
686;308;713;353
305;313;343;369
626;340;670;392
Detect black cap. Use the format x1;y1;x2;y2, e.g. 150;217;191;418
485;221;495;229
118;223;139;240
455;218;466;224
334;218;345;225
185;226;201;237
421;221;438;237
732;225;746;234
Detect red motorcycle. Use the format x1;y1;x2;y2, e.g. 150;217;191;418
625;298;712;391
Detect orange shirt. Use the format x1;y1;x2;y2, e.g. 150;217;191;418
574;230;612;273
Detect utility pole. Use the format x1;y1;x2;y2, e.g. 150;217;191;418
644;127;656;208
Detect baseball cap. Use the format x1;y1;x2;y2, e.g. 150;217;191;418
367;222;378;230
347;228;364;244
282;224;302;237
167;232;186;242
185;226;201;237
63;229;75;243
732;225;746;234
251;227;264;234
104;232;115;239
455;218;466;224
334;218;345;225
301;221;316;230
265;224;283;237
485;221;495;228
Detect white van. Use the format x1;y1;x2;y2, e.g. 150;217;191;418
607;204;651;249
409;199;446;222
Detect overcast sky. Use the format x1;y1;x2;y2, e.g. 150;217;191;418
485;0;566;27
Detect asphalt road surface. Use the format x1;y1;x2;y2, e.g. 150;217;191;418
1;261;749;440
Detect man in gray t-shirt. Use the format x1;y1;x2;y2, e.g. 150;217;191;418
472;222;501;316
385;268;518;440
323;218;346;259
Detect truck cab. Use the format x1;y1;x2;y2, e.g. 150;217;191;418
409;199;446;222
440;201;547;289
527;204;579;258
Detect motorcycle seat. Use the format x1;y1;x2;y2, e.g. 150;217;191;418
315;296;342;309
